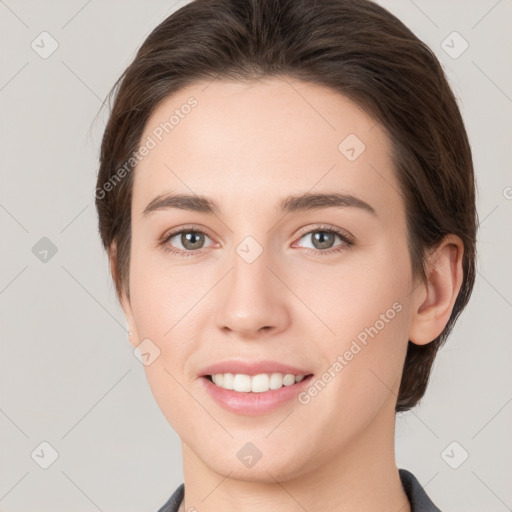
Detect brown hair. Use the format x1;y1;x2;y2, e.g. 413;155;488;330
95;0;478;412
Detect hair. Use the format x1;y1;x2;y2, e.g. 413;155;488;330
95;0;478;412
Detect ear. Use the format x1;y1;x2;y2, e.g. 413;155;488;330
109;242;139;348
408;234;464;346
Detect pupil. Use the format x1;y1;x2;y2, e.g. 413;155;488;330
183;232;204;250
313;231;333;249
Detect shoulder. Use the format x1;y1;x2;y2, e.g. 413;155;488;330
399;468;442;512
156;483;184;512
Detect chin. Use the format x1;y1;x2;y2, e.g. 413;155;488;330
193;435;318;484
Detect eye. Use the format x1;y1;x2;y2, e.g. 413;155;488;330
160;227;215;256
159;224;354;257
293;226;354;255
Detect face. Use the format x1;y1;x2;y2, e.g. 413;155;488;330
122;77;418;482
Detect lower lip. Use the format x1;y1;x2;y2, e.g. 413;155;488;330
200;375;314;415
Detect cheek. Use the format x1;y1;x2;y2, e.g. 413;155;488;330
128;252;205;429
289;236;412;343
127;245;207;415
290;241;412;411
129;237;212;338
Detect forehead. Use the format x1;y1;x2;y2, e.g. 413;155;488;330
132;77;402;221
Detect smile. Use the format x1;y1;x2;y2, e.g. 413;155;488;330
206;372;310;393
201;373;315;415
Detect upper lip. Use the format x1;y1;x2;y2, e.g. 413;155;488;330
199;360;313;377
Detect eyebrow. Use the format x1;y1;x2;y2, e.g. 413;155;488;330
142;191;377;217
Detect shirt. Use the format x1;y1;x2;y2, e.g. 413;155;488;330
156;468;441;511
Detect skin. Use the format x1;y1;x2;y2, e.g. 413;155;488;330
111;77;464;512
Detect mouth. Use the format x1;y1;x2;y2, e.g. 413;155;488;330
200;371;315;415
202;372;314;393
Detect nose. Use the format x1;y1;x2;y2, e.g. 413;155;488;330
214;244;291;339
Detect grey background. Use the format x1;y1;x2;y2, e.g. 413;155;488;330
0;1;511;511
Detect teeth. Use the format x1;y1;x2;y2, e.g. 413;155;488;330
210;373;307;393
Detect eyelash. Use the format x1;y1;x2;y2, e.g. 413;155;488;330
159;224;354;258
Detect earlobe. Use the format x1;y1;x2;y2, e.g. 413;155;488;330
408;235;464;346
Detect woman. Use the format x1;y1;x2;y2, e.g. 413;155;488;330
95;0;477;510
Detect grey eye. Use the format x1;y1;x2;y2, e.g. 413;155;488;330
168;231;212;251
299;230;342;250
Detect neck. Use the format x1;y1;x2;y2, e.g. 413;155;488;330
178;405;410;512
